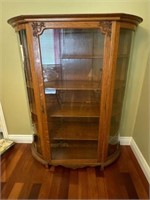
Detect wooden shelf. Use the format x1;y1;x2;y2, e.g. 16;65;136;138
44;80;125;91
47;102;122;118
52;121;99;140
61;55;103;59
45;80;100;91
49;103;100;117
51;141;98;160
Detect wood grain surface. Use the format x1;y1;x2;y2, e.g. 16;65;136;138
0;144;149;199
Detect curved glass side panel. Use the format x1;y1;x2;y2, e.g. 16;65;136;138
18;30;42;153
108;29;134;156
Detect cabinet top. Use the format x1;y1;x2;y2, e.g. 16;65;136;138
8;13;142;27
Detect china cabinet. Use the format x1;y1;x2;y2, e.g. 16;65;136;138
8;13;142;168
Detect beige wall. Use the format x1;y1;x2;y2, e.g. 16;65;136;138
133;55;150;165
1;0;149;164
132;2;150;166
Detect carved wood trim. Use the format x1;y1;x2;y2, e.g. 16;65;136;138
99;21;112;37
31;22;45;37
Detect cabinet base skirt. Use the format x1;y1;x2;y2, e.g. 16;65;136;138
31;143;121;169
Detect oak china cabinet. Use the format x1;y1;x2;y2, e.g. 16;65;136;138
8;13;142;168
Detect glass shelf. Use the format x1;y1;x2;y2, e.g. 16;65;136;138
61;55;103;59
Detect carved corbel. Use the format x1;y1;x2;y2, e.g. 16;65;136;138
31;22;45;37
99;21;112;37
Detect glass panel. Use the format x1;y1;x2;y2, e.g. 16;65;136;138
18;30;42;153
19;30;32;85
26;87;36;114
19;30;36;114
108;29;134;156
40;29;104;160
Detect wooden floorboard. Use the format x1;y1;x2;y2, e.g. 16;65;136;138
0;144;149;199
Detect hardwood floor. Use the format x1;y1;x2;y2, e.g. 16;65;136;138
0;144;149;199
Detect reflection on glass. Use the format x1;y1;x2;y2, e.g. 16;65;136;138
40;29;104;160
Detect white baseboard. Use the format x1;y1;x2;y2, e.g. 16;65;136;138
130;138;150;184
119;136;132;145
9;135;131;145
7;134;150;184
8;134;33;143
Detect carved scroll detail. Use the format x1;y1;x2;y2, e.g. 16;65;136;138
31;22;45;37
99;21;112;37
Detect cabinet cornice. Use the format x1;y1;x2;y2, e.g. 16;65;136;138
8;13;142;29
